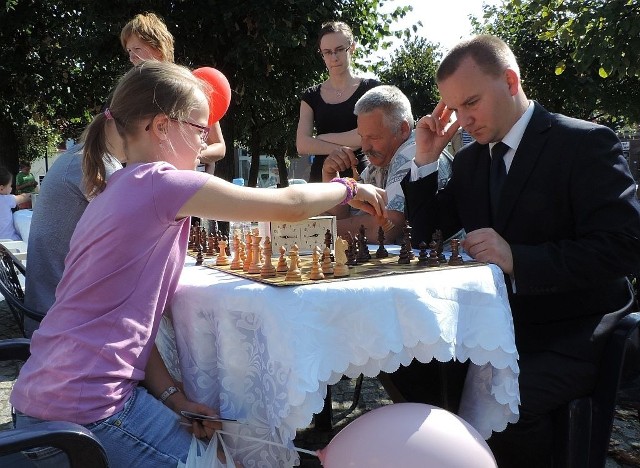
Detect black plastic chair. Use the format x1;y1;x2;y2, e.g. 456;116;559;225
0;245;45;336
554;310;640;467
0;338;109;467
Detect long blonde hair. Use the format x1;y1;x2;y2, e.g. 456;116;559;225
81;61;209;198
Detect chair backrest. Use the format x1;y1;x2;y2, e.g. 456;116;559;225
0;245;44;336
589;311;640;467
0;339;109;468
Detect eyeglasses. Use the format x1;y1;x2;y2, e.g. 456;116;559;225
144;117;210;142
319;43;352;59
170;118;209;142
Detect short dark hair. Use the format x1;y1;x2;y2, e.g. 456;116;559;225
19;161;30;169
436;35;519;83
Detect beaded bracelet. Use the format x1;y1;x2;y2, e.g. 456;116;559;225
330;177;358;205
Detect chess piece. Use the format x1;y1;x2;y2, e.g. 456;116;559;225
434;229;446;264
325;229;334;262
346;232;358;266
417;241;429;266
248;235;263;274
427;240;440;267
375;226;388;258
448;238;464;266
260;237;277;278
201;227;208;253
309;247;325;280
195;244;204;266
243;232;253;272
276;245;288;273
230;234;243;270
216;238;230;266
381;218;394;234
333;236;349;277
321;246;334;275
398;239;411;265
212;230;220;255
207;233;216;256
403;221;415;260
357;225;371;262
285;245;303;281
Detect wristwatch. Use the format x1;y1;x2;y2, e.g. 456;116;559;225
159;385;181;403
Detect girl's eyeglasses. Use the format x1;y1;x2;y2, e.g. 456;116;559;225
170;118;209;142
145;118;210;142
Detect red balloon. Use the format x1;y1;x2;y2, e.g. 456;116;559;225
192;67;231;126
317;403;496;467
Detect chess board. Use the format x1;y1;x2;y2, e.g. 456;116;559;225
187;249;483;287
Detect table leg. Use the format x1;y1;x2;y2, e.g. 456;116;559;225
315;386;333;430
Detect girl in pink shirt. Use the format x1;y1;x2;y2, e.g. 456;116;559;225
10;60;386;467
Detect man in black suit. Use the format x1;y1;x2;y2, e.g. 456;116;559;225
393;35;640;466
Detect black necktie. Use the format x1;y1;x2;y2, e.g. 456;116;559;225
490;142;509;217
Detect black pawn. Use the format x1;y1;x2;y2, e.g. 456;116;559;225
417;241;429;266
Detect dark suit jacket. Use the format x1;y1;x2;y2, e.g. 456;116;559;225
402;102;640;362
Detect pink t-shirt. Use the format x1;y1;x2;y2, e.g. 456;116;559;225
11;162;209;424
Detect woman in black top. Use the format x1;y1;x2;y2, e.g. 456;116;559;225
296;21;380;182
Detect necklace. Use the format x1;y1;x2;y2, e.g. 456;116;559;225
328;78;355;98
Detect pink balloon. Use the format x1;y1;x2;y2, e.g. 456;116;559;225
319;403;496;467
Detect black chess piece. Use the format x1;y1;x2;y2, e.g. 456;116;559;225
417;241;429;266
427;240;440;267
207;234;215;256
448;238;464;265
201;227;208;253
403;221;415;260
398;238;411;265
346;232;358;266
376;226;388;258
196;244;204;266
325;229;334;262
434;229;446;263
357;225;370;262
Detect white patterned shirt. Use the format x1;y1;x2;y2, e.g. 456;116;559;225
359;132;415;213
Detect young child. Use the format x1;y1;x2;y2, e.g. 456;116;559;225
0;167;31;240
10;60;386;467
15;161;37;209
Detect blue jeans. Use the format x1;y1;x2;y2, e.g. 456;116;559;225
15;386;193;467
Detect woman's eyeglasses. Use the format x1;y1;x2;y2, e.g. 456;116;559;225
319;43;352;59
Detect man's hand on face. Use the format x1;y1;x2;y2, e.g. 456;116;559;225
414;100;460;167
322;146;359;182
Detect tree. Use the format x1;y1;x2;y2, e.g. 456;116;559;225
529;0;640;79
1;0;412;187
473;1;640;128
0;0;128;172
374;36;442;120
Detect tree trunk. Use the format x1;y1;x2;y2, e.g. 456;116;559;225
248;127;261;188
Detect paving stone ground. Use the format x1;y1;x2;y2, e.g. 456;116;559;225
0;298;638;466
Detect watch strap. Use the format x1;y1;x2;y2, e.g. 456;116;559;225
159;385;181;403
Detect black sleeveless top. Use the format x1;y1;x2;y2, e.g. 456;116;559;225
301;78;381;182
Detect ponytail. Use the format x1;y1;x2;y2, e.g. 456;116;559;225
81;111;111;198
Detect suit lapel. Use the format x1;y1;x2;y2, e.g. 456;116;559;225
494;103;553;232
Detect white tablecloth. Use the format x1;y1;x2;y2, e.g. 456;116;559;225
13;209;32;243
160;256;520;467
